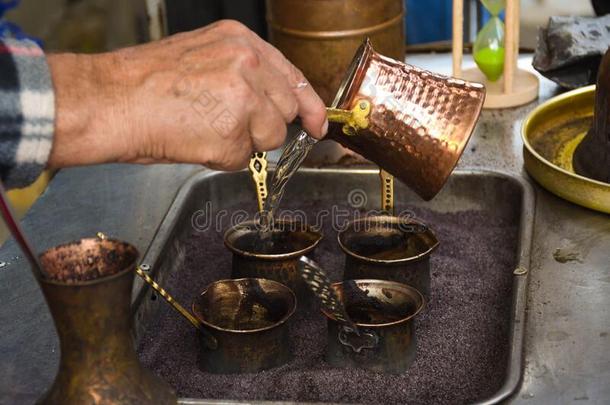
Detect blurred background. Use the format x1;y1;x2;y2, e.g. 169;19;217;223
3;0;595;53
0;0;600;242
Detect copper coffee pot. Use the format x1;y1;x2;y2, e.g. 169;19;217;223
0;182;176;404
324;39;486;200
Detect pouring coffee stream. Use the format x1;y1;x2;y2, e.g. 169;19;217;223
257;100;373;242
259;130;317;238
252;41;483;353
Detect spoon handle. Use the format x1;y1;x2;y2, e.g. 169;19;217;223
299;256;359;333
135;266;218;350
379;169;394;214
248;152;268;213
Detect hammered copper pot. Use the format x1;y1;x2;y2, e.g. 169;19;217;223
338;215;439;299
192;278;296;374
267;0;406;165
224;219;322;302
38;238;176;405
327;39;486;200
323;279;425;374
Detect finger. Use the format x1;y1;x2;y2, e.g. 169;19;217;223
288;74;328;140
244;59;299;123
237;34;328;139
248;96;288;152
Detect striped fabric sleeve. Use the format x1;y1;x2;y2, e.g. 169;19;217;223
0;38;54;189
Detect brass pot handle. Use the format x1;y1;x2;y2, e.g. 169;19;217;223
248;152;268;213
326;99;371;136
299;256;379;353
96;232;218;350
135;265;218;350
379;169;394;214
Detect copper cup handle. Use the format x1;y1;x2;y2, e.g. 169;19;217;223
248;152;268;213
379;169;395;214
95;233;218;350
326;99;371;136
135;265;218;350
299;256;379;353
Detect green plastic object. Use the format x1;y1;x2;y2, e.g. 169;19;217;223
480;0;505;16
474;0;506;82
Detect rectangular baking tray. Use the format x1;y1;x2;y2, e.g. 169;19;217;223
132;168;534;405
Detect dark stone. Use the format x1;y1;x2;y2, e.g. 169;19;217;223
533;15;610;89
573;49;610;183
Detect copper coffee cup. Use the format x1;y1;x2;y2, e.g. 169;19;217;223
192;278;296;374
224;219;322;302
327;39;486;200
323;279;425;374
338;215;439;299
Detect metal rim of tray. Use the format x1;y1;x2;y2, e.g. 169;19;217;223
521;85;610;214
137;168;535;405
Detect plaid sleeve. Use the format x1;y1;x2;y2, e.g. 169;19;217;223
0;38;54;189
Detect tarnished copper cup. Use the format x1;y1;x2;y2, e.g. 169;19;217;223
338;215;438;299
224;219;322;302
323;279;425;374
192;278;296;374
327;39;486;200
38;238;177;404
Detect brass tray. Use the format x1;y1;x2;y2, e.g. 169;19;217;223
522;85;610;214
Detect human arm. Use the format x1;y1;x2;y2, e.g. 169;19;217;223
0;20;328;188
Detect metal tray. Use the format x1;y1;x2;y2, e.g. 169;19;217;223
132;168;534;405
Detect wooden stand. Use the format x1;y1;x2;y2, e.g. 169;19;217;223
452;0;539;109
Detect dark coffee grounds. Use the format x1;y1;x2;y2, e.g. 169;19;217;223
40;239;136;283
340;281;417;325
232;228;316;255
137;200;517;404
346;304;406;324
346;232;430;260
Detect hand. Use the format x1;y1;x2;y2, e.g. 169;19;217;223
47;20;328;171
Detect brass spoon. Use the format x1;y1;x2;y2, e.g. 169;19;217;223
96;233;218;350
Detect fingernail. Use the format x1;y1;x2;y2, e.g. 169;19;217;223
321;119;329;136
